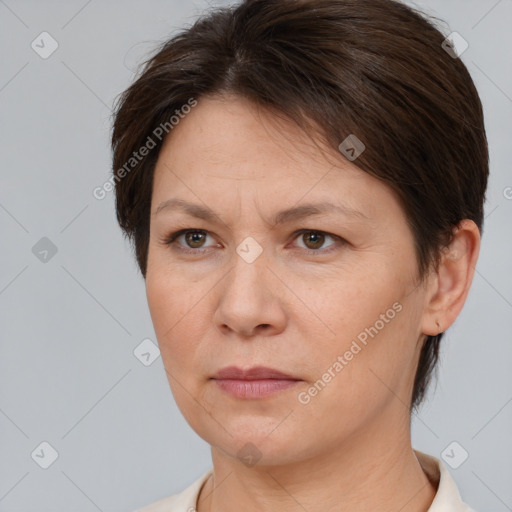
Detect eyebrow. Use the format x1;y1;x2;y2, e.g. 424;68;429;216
154;198;369;226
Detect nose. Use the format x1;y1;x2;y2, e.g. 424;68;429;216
212;244;287;338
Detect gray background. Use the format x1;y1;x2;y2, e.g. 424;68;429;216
0;0;511;510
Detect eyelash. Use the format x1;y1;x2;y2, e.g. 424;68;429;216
161;228;345;256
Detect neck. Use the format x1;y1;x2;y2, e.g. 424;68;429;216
197;408;437;512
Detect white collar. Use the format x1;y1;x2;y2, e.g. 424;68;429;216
413;449;476;512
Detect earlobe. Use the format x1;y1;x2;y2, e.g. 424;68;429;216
421;220;481;337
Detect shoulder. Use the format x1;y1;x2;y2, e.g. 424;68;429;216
134;469;213;512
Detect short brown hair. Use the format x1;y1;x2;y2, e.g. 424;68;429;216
110;0;489;411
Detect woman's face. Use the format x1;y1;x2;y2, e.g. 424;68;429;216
146;94;430;466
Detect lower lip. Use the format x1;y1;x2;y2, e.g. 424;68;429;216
213;379;300;398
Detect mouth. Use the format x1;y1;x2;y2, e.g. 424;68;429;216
210;366;302;399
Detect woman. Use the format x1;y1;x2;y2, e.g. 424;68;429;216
111;0;488;511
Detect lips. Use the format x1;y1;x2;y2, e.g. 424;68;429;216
211;366;301;399
212;366;299;381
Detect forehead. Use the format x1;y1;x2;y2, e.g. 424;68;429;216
157;94;346;177
151;94;399;225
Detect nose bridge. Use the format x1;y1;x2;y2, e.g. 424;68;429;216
213;232;280;333
226;233;269;298
217;190;278;300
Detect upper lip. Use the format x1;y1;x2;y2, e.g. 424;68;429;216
212;366;300;380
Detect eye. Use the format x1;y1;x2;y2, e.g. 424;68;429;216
162;229;216;254
291;229;342;254
161;228;345;255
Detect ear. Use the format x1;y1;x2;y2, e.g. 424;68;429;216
421;220;481;336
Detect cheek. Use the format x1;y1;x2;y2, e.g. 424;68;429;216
145;271;203;363
145;272;212;422
309;294;423;423
305;260;407;341
301;260;421;392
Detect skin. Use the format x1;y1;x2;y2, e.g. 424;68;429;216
145;93;480;512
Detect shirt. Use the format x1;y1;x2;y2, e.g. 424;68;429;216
134;449;476;512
